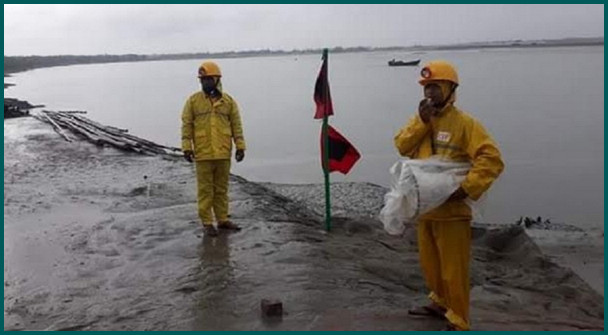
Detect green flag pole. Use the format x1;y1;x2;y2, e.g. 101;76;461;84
322;48;331;232
323;114;331;232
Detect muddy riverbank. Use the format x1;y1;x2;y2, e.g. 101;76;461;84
4;117;604;331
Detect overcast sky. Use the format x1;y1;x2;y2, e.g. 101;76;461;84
4;4;604;56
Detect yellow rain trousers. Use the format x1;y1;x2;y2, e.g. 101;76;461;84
418;220;471;330
195;160;231;225
394;94;503;330
182;89;246;226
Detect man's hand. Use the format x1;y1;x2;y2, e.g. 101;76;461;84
183;150;194;163
235;149;245;162
447;187;468;202
418;98;438;124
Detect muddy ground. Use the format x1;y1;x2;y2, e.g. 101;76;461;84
4;117;604;331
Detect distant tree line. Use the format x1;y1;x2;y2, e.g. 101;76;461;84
4;54;148;73
4;37;603;75
3;46;389;74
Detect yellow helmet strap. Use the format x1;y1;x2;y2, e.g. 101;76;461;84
441;83;458;106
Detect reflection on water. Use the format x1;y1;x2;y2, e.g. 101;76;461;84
194;233;233;330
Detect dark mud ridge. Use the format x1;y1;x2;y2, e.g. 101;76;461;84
4;117;604;331
4;98;42;119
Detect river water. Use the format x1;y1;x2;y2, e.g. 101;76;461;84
6;46;604;228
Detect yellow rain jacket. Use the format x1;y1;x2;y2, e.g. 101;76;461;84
395;74;502;331
395;97;504;330
181;90;246;161
394;103;504;221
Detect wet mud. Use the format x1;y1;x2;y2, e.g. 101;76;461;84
4;117;603;330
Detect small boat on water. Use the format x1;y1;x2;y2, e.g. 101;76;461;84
388;59;421;67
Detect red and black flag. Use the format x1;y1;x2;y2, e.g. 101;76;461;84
313;49;360;231
321;125;361;174
313;52;334;119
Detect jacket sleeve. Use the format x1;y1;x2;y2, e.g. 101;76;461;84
181;97;194;152
394;114;431;157
460;120;504;201
230;100;246;151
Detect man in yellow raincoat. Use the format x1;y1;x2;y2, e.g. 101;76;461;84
181;61;246;237
394;60;504;330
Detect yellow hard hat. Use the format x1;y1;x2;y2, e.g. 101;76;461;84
418;60;459;86
198;61;222;78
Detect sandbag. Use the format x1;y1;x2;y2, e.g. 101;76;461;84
379;158;471;235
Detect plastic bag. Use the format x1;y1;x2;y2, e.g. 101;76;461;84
379;157;471;235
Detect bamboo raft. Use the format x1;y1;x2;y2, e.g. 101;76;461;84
34;110;182;157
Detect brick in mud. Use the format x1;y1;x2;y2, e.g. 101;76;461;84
260;298;283;317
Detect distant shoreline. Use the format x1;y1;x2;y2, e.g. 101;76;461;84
4;37;603;75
